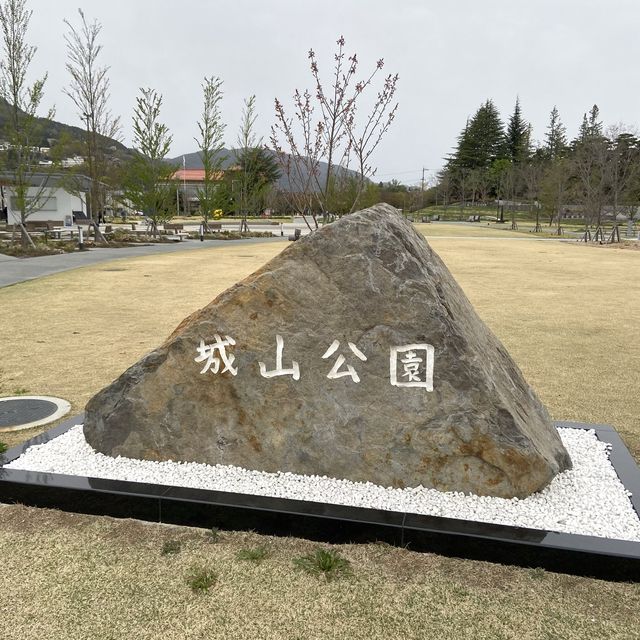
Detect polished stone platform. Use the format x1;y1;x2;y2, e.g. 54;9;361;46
1;415;638;581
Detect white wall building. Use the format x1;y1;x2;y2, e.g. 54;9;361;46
1;173;91;225
6;186;86;225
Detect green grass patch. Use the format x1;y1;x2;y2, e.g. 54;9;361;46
236;546;269;563
205;527;221;543
186;565;217;594
160;540;182;556
293;548;352;582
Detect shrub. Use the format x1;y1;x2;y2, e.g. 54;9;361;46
0;442;7;455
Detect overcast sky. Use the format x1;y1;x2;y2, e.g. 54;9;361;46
25;0;640;187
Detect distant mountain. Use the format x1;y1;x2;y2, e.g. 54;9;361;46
0;98;135;162
168;148;361;192
0;98;363;193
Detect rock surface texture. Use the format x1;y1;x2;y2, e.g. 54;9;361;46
84;204;571;498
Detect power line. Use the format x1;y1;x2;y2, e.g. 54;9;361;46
375;169;425;177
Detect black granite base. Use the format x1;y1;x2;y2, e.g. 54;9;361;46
1;415;639;581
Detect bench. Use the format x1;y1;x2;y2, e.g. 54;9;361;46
48;226;78;240
25;220;58;232
165;231;190;242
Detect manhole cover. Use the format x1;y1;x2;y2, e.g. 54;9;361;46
0;396;71;432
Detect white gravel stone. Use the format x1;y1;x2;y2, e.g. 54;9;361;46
4;426;640;542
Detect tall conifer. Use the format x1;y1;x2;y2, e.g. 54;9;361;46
506;97;529;163
544;106;567;160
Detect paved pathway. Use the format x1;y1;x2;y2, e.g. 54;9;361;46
0;237;286;289
0;223;597;290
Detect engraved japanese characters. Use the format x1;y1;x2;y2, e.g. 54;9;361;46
195;334;433;389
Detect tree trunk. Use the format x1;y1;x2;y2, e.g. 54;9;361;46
19;222;36;249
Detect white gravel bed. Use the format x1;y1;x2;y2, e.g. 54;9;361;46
4;425;640;542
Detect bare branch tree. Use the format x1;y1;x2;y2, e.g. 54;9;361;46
540;155;573;235
270;90;324;230
272;35;399;228
0;0;55;247
346;69;398;213
521;156;545;232
64;8;121;243
572;134;609;230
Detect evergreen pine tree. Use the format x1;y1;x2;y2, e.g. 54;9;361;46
578;113;590;142
588;104;603;137
473;99;507;167
577;104;603;142
506;97;529;163
448;118;475;169
544;106;567;160
448;99;506;170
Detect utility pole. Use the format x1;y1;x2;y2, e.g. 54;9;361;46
419;167;429;211
182;155;187;216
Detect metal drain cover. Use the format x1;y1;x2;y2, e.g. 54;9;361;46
0;396;71;432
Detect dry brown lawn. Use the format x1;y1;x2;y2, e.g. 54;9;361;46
415;221;529;237
1;234;639;639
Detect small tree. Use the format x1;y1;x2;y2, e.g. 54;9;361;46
0;0;54;247
572;128;609;230
606;126;639;220
271;89;324;227
235;96;280;230
123;88;177;236
521;154;545;232
64;8;120;243
540;156;571;234
195;76;225;232
488;158;510;222
272;36;398;228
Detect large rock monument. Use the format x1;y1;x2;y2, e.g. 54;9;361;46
84;204;571;498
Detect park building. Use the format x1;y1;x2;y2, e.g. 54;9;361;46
0;173;114;228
